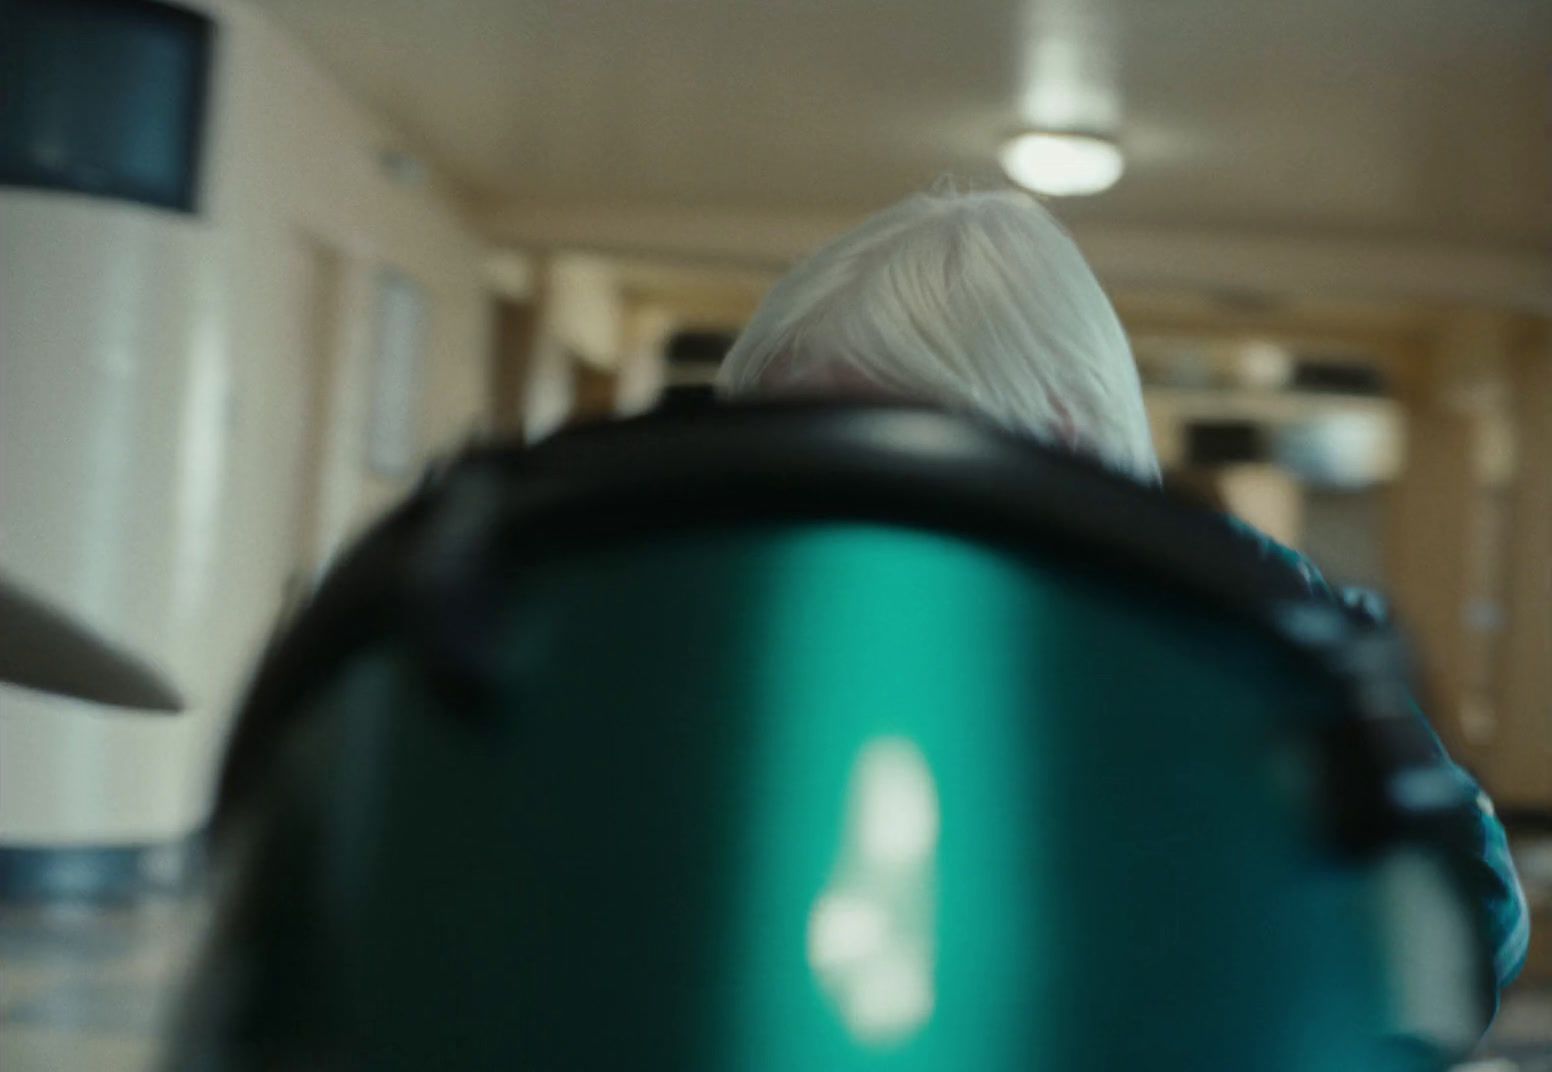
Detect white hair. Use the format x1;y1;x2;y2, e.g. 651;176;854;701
716;189;1159;481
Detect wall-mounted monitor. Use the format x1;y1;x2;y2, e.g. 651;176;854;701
0;0;214;213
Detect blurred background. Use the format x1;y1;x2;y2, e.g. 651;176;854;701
0;0;1549;1068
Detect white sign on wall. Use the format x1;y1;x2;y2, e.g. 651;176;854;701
365;269;427;478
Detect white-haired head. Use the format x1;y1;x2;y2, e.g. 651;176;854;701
715;189;1159;481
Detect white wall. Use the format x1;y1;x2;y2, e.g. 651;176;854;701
0;0;491;843
521;254;627;441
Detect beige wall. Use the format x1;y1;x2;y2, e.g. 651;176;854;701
0;0;490;843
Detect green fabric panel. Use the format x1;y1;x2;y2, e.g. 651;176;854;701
310;523;1409;1071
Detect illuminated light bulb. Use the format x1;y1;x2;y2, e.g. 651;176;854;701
999;131;1124;197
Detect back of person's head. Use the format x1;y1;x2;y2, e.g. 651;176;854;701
716;188;1159;481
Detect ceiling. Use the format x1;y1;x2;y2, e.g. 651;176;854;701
257;0;1552;250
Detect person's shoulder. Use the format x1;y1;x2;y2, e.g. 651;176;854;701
1217;516;1390;625
1218;516;1333;596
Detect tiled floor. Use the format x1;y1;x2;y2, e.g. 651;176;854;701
2;895;1549;1071
0;899;207;1072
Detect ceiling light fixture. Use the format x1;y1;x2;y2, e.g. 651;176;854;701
999;131;1124;197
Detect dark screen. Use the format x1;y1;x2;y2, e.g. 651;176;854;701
0;0;213;212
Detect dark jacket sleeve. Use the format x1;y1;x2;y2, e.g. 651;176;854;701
1229;520;1530;992
1397;698;1530;990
